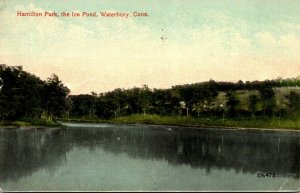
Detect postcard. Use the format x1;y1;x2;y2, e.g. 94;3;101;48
0;0;299;191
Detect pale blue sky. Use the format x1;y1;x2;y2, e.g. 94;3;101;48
1;0;300;94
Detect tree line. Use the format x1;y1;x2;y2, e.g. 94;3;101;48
0;64;70;120
69;77;300;120
1;64;300;121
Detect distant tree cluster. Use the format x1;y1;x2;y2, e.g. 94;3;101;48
0;64;70;120
67;79;300;119
1;64;300;121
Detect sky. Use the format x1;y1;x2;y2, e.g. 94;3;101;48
0;0;300;94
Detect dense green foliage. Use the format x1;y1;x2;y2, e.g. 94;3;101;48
1;64;300;128
0;64;70;121
67;78;300;121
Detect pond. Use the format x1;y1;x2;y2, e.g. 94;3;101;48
0;123;299;191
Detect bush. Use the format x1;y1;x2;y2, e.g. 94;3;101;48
142;118;155;124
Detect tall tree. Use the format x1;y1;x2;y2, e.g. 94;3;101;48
259;87;276;117
42;74;70;119
0;65;22;119
226;91;240;118
285;91;300;115
248;94;260;116
138;85;152;116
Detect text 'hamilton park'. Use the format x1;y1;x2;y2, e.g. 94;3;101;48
17;11;149;18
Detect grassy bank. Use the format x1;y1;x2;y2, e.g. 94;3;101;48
60;114;300;130
0;118;62;127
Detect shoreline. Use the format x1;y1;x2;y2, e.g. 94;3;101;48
144;123;300;133
1;116;300;133
1;122;299;133
58;118;300;133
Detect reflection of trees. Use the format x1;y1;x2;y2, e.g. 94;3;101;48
0;128;70;182
65;125;300;178
0;125;299;183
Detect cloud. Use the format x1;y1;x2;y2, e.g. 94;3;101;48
255;32;277;46
255;31;300;58
278;33;300;50
278;22;300;31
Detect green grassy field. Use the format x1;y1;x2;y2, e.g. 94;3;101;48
59;114;300;131
112;114;300;130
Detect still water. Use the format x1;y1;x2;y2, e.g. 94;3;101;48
0;123;299;191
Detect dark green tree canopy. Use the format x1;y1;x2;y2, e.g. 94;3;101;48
0;65;70;120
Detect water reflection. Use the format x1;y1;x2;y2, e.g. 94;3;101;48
0;124;299;184
0;128;71;182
